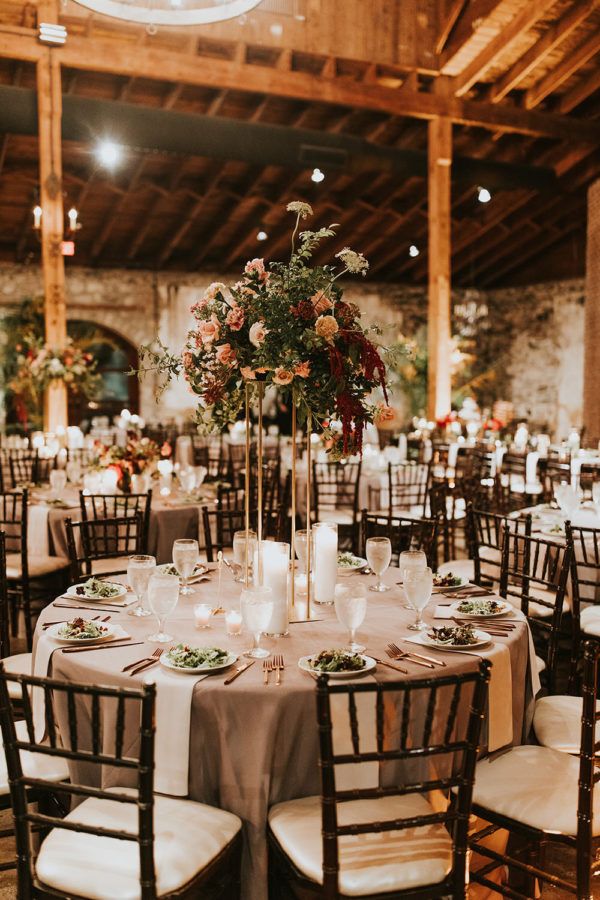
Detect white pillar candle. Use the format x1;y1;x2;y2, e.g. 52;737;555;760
313;522;338;605
101;468;119;493
254;540;289;635
194;603;212;629
225;609;243;635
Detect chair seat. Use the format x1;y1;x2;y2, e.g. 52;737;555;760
6;553;70;580
36;787;241;900
580;606;600;637
0;720;68;796
436;560;474;583
536;655;546;675
89;556;130;576
268;793;452;897
472;745;600;836
533;695;600;754
317;509;355;527
505;586;567;620
2;653;32;699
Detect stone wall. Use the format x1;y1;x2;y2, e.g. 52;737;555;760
0;262;585;439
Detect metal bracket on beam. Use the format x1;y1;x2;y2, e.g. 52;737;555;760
38;23;67;46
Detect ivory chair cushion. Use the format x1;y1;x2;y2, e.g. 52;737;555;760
472;745;600;836
436;560;474;583
268;793;452;897
0;720;68;794
6;553;70;580
36;787;241;900
505;587;568;620
2;653;32;700
580;606;600;638
536;656;546;675
533;695;600;754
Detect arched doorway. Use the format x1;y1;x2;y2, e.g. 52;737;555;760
67;321;139;426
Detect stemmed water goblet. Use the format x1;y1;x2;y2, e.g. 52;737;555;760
404;566;433;631
172;538;199;595
240;585;273;659
127;554;155;617
334;583;367;653
399;549;427;608
366;536;392;592
147;572;179;643
232;529;257;583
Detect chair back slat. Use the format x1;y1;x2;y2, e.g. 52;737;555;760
360;510;438;568
469;507;531;591
116;694;126;759
0;532;9;659
347;689;360;756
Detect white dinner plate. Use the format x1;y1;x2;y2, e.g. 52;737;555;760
337;556;368;575
67;582;127;602
160;651;237;675
449;599;509;619
432;576;466;592
298;654;376;679
46;622;118;645
420;630;491;651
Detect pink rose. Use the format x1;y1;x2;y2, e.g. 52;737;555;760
273;368;294;386
240;366;256;381
190;298;208;317
226;305;245;331
198;315;220;345
249;321;269;347
375;404;395;424
315;315;339;343
204;282;227;300
294;361;311;378
244;258;267;281
182;351;194;371
310;290;332;315
215;343;237;367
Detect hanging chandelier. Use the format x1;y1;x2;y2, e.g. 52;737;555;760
70;0;264;27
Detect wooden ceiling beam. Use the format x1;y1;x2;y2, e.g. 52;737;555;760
478;218;583;285
525;28;600;109
489;0;598;103
440;0;504;69
89;156;146;259
436;0;469;55
452;0;559;97
560;65;600;113
2;28;598;143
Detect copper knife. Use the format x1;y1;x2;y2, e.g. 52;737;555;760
224;660;255;685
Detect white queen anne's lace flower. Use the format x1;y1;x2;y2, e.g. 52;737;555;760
286;201;313;219
335;247;369;275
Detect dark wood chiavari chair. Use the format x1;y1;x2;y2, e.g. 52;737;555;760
268;661;491;900
5;450;53;489
202;506;259;563
65;513;145;582
191;436;229;482
66;447;99;468
578;463;600;500
360;509;438;568
467;507;532;593
0;669;243;898
369;462;430;519
79;490;152;553
430;442;451;482
0;529;40;711
428;481;468;564
469;640;600;899
0;490;69;649
312;461;362;551
546;446;572;464
500;526;573;694
541;458;572;503
567;521;600;644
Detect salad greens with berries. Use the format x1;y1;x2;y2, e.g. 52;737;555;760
456;599;505;616
165;645;230;669
433;572;463;588
58;618;108;640
75;578;122;599
337;553;365;569
309;649;366;672
427;624;479;646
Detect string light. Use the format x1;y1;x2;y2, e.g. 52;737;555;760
311;167;325;183
477;186;491;203
257;230;268;241
67;207;79;231
96;140;122;168
32;205;42;229
409;244;419;258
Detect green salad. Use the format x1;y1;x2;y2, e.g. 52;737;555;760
309;649;366;672
549;524;565;534
165;644;230;669
337;553;364;568
427;625;479;646
433;572;463;588
157;563;204;577
456;599;504;616
58;618;108;640
75;578;121;599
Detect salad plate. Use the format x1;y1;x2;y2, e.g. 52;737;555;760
298;649;376;679
337;553;368;575
432;572;465;590
67;578;127;602
160;644;236;674
450;598;509;618
46;619;117;644
421;625;491;651
155;563;209;581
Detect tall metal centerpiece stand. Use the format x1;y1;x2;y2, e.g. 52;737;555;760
243;378;266;588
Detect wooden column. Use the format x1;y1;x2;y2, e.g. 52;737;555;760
583;179;600;445
37;45;68;431
427;117;453;421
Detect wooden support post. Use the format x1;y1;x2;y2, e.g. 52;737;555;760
37;46;68;431
427;117;452;421
584;179;600;445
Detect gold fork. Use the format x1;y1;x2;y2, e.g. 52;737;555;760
273;654;285;686
386;643;436;669
263;659;272;685
388;641;446;668
129;648;163;677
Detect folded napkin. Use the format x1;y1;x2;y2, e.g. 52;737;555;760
405;634;513;752
32;624;130;740
59;592;139;609
143;668;210;796
28;504;50;557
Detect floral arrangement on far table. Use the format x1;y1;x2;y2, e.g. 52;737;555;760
11;339;99;400
94;433;172;492
138;201;391;457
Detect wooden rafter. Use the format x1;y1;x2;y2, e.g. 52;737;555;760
452;0;559;97
89;156;146;260
561;66;600;113
440;0;504;68
525;28;600;109
436;0;469;55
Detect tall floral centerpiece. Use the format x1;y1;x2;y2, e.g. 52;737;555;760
93;433;172;493
138;201;391;615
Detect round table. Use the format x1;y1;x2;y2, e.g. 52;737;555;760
33;567;534;900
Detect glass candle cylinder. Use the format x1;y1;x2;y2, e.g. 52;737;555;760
194;603;212;629
313;522;338;605
225;609;243;635
254;540;289;636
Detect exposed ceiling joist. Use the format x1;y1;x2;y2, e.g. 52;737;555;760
561;66;600;113
525;27;600;108
436;0;469;55
440;0;504;68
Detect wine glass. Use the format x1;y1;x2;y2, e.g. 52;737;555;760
172;539;199;595
179;468;197;495
404;567;433;631
147;573;179;643
233;530;257;583
554;482;578;519
399;549;427;608
366;536;392;592
294;529;310;593
240;585;273;659
127;554;155;617
334;583;367;652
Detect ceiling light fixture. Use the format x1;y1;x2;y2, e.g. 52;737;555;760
96;140;122;168
32;205;42;230
257;230;268;241
311;167;325;183
69;0;264;27
409;244;419;258
477;186;491;203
